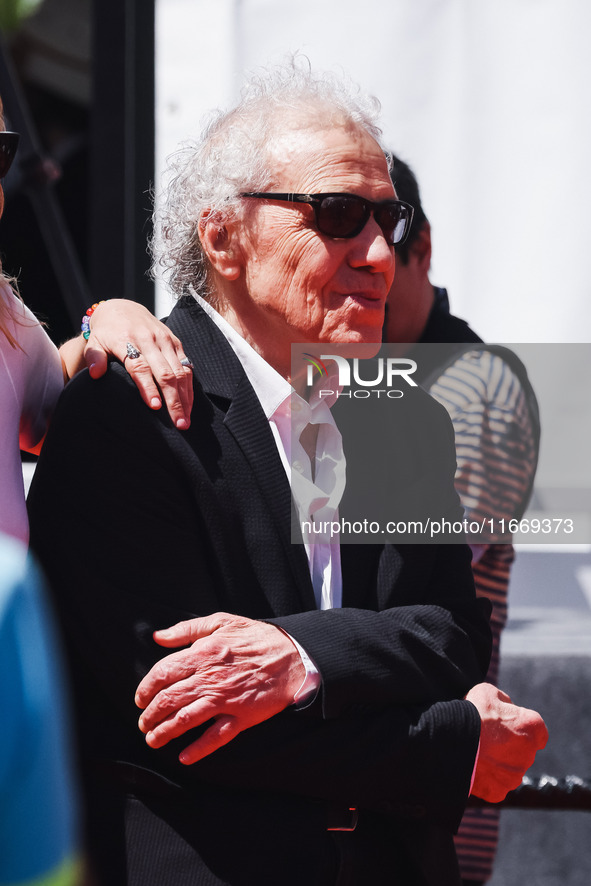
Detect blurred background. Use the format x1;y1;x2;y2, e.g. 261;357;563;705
2;0;590;342
155;0;591;343
0;1;589;883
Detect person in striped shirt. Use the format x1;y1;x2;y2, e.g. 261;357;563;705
385;154;539;886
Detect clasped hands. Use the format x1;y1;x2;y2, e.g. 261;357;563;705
136;612;548;805
135;613;305;765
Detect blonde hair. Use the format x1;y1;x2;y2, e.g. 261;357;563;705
0;270;28;350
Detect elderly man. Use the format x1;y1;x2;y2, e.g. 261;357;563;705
28;65;546;886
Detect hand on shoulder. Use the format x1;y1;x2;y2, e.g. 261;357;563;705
61;299;194;429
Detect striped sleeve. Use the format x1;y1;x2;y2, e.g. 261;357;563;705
429;350;537;535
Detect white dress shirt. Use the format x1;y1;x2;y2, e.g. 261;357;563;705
192;293;347;701
193;292;346;609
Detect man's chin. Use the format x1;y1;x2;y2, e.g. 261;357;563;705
323;328;384;358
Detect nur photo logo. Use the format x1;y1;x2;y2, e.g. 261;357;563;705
304;352;418;398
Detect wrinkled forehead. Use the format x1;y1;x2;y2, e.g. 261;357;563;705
265;114;394;198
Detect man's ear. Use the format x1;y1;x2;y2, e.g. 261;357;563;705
199;215;243;281
408;221;432;275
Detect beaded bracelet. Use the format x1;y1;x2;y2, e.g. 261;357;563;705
81;300;107;339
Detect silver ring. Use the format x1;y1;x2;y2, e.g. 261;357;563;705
180;357;194;368
126;342;141;360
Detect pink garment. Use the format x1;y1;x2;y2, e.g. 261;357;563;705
0;284;63;543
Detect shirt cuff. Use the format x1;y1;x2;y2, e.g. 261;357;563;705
276;628;322;707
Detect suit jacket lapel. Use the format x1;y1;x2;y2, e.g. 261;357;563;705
166;297;316;612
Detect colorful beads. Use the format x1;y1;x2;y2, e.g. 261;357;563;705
81;301;107;339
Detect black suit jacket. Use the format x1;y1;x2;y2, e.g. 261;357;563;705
28;297;491;886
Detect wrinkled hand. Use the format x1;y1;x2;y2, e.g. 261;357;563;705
135;613;305;764
85;299;193;429
467;683;548;803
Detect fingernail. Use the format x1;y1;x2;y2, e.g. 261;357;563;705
151;397;162;409
176;418;190;431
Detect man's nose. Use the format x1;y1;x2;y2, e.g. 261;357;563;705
349;215;395;276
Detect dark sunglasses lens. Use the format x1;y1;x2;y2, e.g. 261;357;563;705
317;195;368;238
0;133;19;179
375;204;409;245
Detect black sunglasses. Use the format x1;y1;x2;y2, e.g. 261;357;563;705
0;132;19;179
241;192;414;246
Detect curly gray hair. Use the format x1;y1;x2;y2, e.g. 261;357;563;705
151;59;387;300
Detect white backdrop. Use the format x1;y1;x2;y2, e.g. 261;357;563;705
156;0;591;343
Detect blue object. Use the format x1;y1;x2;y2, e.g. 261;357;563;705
0;534;79;885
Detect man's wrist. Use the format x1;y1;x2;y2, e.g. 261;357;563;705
275;626;321;707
